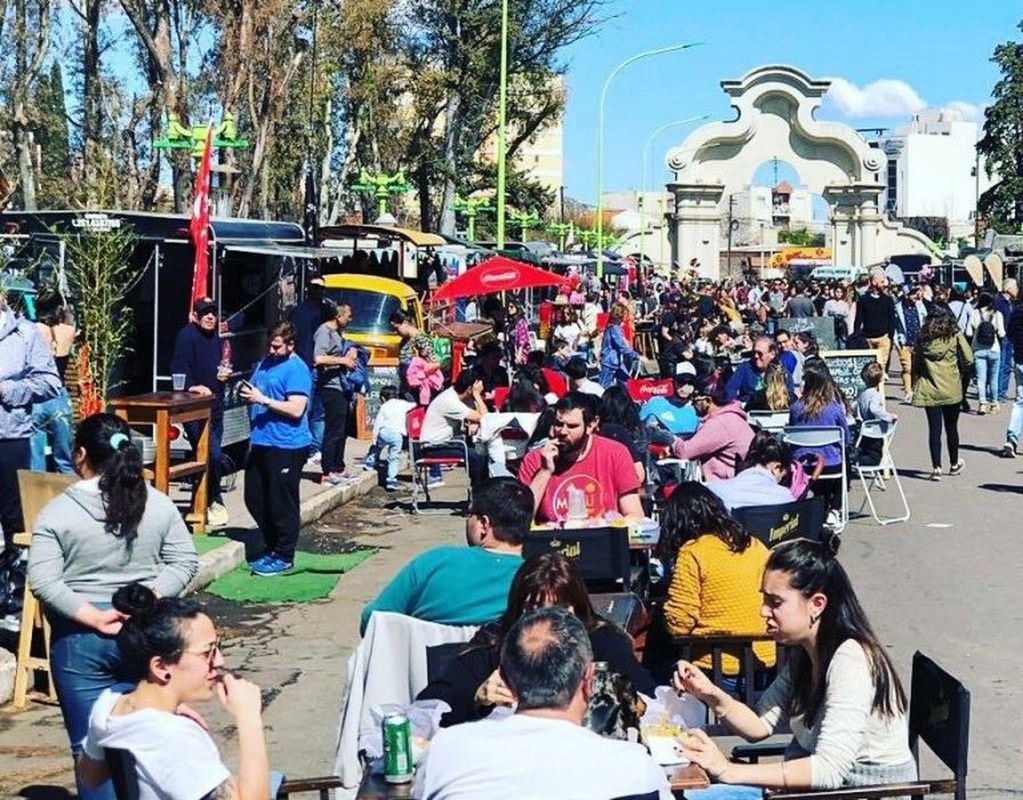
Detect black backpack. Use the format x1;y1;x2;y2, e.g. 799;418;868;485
975;313;997;349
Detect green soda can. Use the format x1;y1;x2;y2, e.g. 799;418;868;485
382;713;413;783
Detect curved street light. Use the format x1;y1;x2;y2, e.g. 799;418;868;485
596;41;703;277
639;115;709;272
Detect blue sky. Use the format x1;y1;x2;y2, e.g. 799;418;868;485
558;0;1021;202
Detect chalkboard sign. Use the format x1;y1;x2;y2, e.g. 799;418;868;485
778;317;837;351
819;350;880;403
356;363;400;439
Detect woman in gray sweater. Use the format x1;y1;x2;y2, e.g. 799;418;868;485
28;413;199;800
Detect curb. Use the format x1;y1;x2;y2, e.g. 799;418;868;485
187;470;380;594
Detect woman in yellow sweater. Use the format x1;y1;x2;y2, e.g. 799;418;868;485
658;482;775;691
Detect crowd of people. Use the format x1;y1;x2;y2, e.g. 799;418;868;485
9;257;1013;798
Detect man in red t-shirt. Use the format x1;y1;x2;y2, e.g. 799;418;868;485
518;392;643;523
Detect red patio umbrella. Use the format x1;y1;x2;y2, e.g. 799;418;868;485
431;256;570;302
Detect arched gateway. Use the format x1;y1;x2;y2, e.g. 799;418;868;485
665;65;934;278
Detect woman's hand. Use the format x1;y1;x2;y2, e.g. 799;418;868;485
216;673;264;725
474;669;514;708
678;728;733;782
91;608;128;636
671;660;717;702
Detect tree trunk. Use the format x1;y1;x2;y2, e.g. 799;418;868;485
11;0;50;211
438;85;461;235
81;0;102;203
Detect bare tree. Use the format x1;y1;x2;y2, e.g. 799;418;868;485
10;0;51;210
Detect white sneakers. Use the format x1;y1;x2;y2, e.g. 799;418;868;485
207;502;230;528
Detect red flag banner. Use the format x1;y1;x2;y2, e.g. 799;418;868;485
189;125;215;312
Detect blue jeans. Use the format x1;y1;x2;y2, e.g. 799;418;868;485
49;610;133;800
999;339;1015;399
974;349;1001;404
598;365;628;388
307;375;325;453
684;785;762;799
364;428;403;486
1006;364;1023;447
30;388;75;474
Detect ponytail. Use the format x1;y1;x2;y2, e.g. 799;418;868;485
113;583;204;681
73;413;148;544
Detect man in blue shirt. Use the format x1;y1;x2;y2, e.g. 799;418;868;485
726;336;780;405
240;322;312;576
360;477;530;634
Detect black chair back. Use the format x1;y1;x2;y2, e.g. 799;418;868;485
105;748;140;800
731;497;826;548
426;641;466;684
909;651;970;800
523;527;631;592
610;793;659;800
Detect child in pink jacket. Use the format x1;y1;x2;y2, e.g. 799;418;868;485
407;348;444;406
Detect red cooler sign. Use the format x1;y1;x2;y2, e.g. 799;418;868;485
626;378;673;403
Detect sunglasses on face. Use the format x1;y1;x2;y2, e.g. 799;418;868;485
183;637;222;669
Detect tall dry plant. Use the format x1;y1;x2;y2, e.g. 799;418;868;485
62;226;144;407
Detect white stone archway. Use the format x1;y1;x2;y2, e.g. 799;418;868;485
664;65;935;278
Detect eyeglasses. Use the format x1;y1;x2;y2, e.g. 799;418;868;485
753;350;772;358
182;637;222;669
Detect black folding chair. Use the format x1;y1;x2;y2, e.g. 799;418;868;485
426;641;467;684
523;527;631;592
106;748;140;800
731;497;827;549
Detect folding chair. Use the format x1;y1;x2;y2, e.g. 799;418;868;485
781;426;847;533
731;497;827;548
405;407;472;514
522;527;631;593
626;377;674;404
852;419;911;525
747;410;790;432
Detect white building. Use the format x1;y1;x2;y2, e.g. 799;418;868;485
876;108;995;239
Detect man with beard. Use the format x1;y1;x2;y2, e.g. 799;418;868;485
239;322;311;576
518;392;642;524
169;297;232;527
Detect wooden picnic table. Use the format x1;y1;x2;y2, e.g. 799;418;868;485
355;762;710;797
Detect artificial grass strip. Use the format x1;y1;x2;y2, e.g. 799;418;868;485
193;536;232;556
206;549;377;604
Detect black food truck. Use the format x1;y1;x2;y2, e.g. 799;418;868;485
0;209;342;454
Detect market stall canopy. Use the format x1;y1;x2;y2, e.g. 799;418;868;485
431;256;571;302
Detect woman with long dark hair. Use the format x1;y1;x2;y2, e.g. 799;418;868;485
77;584;272;800
657;483;774;689
673;538;915;795
417;553;655;727
788;358;851;519
28;413;199;800
598;385;648;484
912;311;973;480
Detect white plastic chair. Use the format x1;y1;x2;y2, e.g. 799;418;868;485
852;419;911;525
747;410;790;432
781;425;847;533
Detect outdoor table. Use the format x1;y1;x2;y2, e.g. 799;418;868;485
354;762;710;798
109;391;214;534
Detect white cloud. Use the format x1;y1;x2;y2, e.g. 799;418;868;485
824;77;927;118
945;101;982;121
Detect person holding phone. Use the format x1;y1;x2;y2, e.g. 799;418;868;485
239;322;311;577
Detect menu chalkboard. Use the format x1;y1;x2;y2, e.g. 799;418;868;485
778;316;837;351
819;350;880;403
356;363;401;439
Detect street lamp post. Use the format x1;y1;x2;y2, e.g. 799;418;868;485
496;0;510;249
640;115;708;273
596;42;702;279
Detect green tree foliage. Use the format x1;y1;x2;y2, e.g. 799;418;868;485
777;228;825;247
34;61;71;207
978;20;1023;232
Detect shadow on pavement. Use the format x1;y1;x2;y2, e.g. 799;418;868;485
977;482;1023;494
17;787;74;799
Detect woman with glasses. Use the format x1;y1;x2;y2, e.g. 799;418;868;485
77;583;274;800
28;413;199;800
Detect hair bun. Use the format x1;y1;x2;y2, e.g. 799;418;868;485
823;533;842;559
112;582;157;616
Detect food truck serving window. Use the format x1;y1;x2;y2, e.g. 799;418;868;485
324;288;403;336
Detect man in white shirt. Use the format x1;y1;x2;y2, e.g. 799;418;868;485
419;370;488;486
414;607;672;800
564;356;604;397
